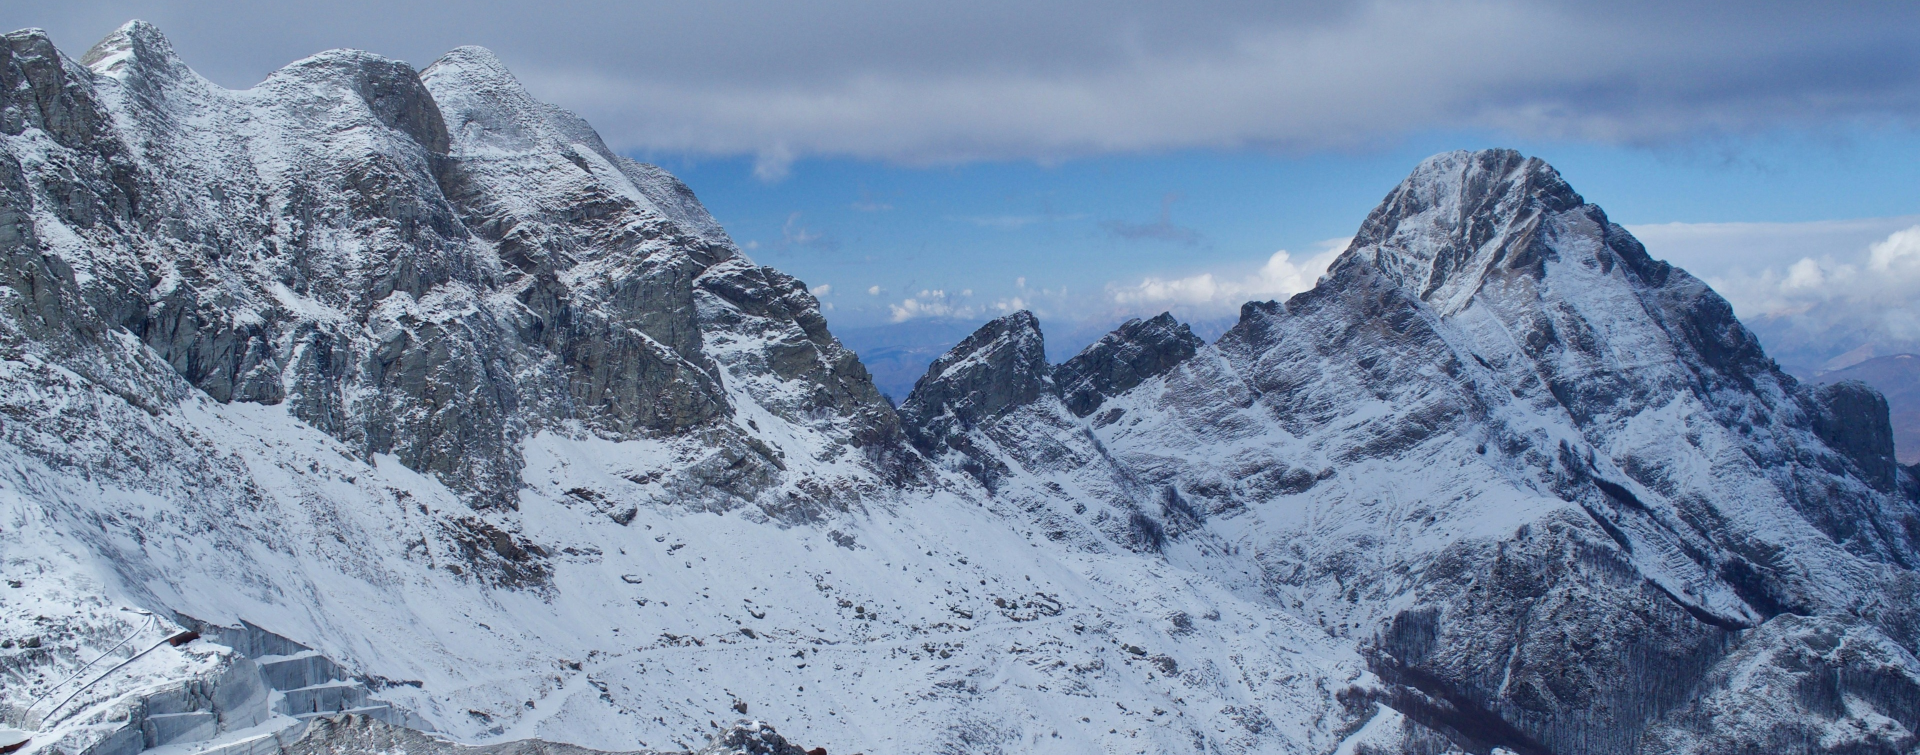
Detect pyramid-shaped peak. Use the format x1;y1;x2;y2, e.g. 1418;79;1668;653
899;312;1053;450
1055;312;1203;417
933;311;1048;383
1391;149;1581;214
970;310;1044;347
1337;148;1595;307
81;20;196;75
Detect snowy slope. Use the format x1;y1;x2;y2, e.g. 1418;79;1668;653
3;20;1918;755
1;21;1364;755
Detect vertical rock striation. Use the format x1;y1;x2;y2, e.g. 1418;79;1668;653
0;21;908;514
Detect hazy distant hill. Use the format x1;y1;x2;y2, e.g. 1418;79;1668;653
831;319;985;402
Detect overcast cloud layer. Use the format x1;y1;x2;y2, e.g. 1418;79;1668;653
12;1;1920;172
10;1;1920;374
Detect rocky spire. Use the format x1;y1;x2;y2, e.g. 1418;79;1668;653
1;27;112;151
1335;148;1585;313
80;20;189;79
1054;312;1202;417
898;310;1052;455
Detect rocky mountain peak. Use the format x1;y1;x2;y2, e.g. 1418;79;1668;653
1338;147;1589;312
276;49;452;156
1054;311;1202;417
79;20;183;77
2;28;110;151
898;310;1050;453
0;20;915;514
9;18;1920;753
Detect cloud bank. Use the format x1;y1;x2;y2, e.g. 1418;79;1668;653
1107;239;1348;315
887;282;1058;323
17;2;1920;168
1628;217;1920;373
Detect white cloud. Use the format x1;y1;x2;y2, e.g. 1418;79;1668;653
1654;220;1920;371
1869;226;1920;271
810;283;832;296
867;285;882;296
1715;226;1920;319
1781;258;1824;292
1106;238;1348;314
884;287;1060;322
753;144;795;183
889;289;973;322
1625;216;1920;276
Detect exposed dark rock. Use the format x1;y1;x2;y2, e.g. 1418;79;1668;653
1807;354;1920;465
898;310;1052;457
1054;312;1203;417
0;23;911;516
1808;379;1898;491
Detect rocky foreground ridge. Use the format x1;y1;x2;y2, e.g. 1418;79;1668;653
1;20;1917;755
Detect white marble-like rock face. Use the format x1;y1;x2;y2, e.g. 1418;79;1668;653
2;17;1918;755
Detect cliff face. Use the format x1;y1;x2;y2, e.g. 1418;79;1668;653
4;20;1919;755
9;21;908;516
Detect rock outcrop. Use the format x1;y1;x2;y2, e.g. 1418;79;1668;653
1053;312;1203;419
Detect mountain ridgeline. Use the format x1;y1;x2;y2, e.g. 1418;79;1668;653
2;21;1918;755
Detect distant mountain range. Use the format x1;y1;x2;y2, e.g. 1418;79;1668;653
838;316;1238;402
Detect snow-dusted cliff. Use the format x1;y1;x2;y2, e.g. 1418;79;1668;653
900;150;1920;754
1;20;1916;755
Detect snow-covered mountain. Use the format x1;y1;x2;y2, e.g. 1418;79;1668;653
898;150;1920;754
1;21;1916;755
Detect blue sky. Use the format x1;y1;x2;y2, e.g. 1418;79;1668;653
657;128;1920;337
9;1;1920;389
